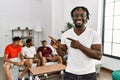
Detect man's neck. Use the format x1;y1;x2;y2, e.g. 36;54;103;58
26;45;31;48
74;26;86;35
75;25;85;30
42;46;47;49
12;43;17;47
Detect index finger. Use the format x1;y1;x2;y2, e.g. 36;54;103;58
48;35;57;43
48;35;54;40
67;38;75;41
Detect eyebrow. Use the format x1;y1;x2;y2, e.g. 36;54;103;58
74;12;86;15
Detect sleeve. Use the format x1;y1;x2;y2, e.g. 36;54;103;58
49;46;53;52
22;48;25;56
61;33;66;44
19;47;22;52
37;47;41;53
4;46;10;55
33;47;37;55
92;31;101;44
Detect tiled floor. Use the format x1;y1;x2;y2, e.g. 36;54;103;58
0;58;112;80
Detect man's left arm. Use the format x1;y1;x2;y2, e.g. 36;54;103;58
68;38;102;60
78;43;102;60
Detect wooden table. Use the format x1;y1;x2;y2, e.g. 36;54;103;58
29;64;66;80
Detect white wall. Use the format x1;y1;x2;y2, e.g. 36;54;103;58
51;0;64;39
0;0;42;57
102;56;120;70
39;0;53;42
39;0;64;41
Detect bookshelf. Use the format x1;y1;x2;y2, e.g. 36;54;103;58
12;29;34;45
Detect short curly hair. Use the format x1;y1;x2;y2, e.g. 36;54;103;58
12;36;21;42
26;39;32;44
71;6;90;20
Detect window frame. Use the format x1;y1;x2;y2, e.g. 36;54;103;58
102;0;120;60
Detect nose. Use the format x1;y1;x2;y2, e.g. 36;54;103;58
77;15;82;20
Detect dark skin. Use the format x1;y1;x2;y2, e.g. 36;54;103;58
25;41;41;66
49;8;102;60
25;41;36;59
38;42;55;61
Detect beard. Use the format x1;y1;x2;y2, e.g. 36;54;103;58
74;19;87;28
75;24;83;28
74;21;84;28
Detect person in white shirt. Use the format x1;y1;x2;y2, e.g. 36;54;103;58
49;6;102;80
22;39;41;67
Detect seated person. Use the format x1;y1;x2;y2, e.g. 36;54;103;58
3;37;31;80
49;39;66;64
57;39;68;65
37;40;62;66
22;39;42;67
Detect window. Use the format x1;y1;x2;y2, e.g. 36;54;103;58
103;0;120;59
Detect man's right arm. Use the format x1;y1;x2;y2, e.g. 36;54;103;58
49;36;68;55
3;54;18;65
38;51;43;59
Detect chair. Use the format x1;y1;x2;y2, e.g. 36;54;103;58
112;70;120;80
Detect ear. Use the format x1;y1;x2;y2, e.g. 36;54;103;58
84;17;88;24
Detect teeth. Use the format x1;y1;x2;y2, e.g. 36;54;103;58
76;21;82;24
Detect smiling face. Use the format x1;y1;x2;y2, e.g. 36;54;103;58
27;41;33;47
72;8;87;28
